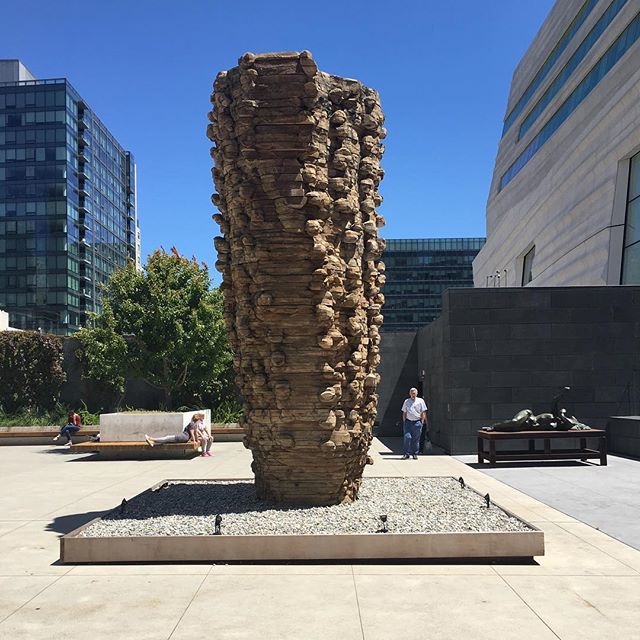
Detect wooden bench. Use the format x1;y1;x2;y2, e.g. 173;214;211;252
0;428;100;444
69;440;201;459
211;426;244;441
477;429;607;466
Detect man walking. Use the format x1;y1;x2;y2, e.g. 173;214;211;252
401;387;428;459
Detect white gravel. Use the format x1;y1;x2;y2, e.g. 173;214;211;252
80;477;534;538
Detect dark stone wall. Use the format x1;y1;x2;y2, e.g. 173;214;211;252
375;331;418;436
60;338;164;411
607;417;640;458
386;286;640;454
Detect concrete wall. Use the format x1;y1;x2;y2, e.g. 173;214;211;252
100;410;211;442
0;60;36;83
414;286;640;454
474;0;640;287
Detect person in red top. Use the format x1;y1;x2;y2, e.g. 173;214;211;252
53;411;82;446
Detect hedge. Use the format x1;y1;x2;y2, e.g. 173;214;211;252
0;331;66;412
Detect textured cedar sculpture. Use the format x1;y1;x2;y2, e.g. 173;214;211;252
207;51;386;505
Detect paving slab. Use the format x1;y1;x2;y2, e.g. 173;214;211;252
351;562;496;575
207;563;353;576
354;573;559;640
0;574;207;640
170;574;363;640
0;576;59;623
0;442;639;639
493;522;638;576
507;575;640;640
0;520;28;537
554;521;640;573
0;521;73;576
67;563;212;576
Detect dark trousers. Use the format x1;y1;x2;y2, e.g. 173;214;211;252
60;424;80;443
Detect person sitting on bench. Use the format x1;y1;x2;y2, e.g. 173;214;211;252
53;411;82;446
193;413;213;457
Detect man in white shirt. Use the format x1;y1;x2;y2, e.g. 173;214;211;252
401;387;428;459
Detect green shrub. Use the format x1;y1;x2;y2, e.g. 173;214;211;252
0;403;69;427
211;399;243;424
0;332;66;412
77;401;100;426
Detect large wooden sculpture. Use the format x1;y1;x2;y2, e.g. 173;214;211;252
207;51;386;505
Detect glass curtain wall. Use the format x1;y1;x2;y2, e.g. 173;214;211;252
381;238;485;332
0;78;137;334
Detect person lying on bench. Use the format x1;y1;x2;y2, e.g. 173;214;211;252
145;414;200;447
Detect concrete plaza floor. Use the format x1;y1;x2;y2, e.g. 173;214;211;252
0;440;639;639
457;452;640;551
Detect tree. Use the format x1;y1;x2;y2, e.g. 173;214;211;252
76;248;235;410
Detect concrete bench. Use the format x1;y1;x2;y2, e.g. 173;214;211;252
477;429;607;466
69;440;201;459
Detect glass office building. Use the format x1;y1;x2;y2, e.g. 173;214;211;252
382;238;485;332
0;60;139;335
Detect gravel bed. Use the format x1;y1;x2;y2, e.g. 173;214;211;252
80;478;534;538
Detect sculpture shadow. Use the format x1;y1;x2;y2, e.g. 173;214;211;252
46;510;108;535
98;482;337;521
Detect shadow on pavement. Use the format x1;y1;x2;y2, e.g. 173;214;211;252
47;511;108;535
377;436;446;456
465;460;594;470
36;447;100;461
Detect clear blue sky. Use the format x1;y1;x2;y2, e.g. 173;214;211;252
4;0;554;282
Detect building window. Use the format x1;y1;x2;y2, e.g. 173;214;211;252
503;0;601;136
621;152;640;283
518;0;629;141
522;246;535;286
500;10;640;191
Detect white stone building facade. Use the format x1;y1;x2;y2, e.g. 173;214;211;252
474;0;640;287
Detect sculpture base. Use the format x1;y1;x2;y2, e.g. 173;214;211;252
60;477;544;563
